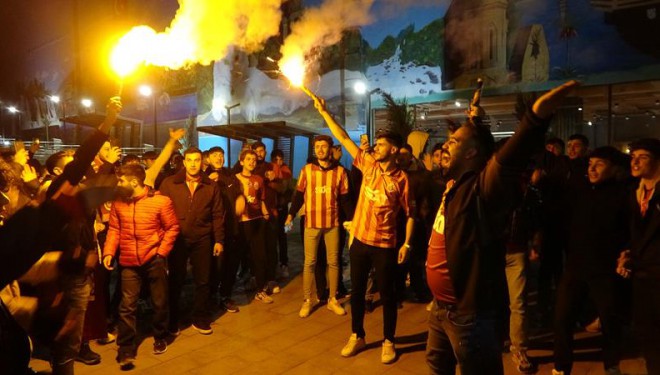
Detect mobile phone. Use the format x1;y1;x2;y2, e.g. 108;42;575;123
14;140;25;153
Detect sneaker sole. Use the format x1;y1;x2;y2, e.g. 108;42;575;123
382;357;396;364
341;344;366;357
119;362;135;371
153;348;167;355
192;325;213;335
75;358;101;366
327;305;347;315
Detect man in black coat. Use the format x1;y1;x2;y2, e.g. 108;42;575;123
552;146;630;375
617;138;660;375
159;147;225;335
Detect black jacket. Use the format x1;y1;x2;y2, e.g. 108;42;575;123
630;180;660;279
159;171;225;244
565;179;630;277
443;111;549;315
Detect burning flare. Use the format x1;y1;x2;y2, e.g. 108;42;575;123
109;0;285;76
279;54;306;87
279;0;374;85
110;26;156;77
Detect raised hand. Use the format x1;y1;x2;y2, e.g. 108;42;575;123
169;128;186;141
21;164;38;183
105;96;123;124
106;146;122;164
532;80;580;119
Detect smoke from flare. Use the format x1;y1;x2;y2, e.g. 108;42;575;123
279;0;375;86
110;0;284;76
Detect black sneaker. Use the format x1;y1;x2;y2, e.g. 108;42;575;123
153;339;167;354
221;298;240;313
192;321;213;335
75;342;101;365
117;352;135;370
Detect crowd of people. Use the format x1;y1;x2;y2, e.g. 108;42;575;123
0;80;658;375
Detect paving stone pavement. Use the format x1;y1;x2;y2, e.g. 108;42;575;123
29;224;648;374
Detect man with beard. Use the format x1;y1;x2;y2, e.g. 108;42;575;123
309;94;414;365
425;81;578;375
102;164;179;369
285;135;352;318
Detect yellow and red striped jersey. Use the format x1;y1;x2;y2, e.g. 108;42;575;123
296;162;349;229
351;150;410;248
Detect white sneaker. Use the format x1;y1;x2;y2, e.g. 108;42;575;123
341;333;366;357
299;298;319;318
381;339;396;364
327;297;347;316
255;291;273;304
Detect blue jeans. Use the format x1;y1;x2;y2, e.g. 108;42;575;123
52;273;92;365
426;301;504;375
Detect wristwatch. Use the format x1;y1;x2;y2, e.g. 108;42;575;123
404;243;411;249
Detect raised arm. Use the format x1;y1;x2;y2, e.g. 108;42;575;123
309;92;360;158
98;97;122;134
145;128;185;187
47;97;122;198
480;80;579;205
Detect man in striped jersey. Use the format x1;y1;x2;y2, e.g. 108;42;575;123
233;149;273;304
286;135;352;318
309;95;414;364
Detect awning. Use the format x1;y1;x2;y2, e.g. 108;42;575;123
197;121;318;141
62;113;142;127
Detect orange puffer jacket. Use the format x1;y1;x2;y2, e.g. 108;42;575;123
103;188;180;267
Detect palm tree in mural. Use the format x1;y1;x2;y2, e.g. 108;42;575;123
381;91;414;142
556;0;579;78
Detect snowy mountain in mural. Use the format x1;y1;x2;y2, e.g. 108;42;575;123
367;46;442;98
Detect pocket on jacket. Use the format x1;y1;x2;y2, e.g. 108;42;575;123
447;311;476;327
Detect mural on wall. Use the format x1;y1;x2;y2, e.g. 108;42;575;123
199;0;660;132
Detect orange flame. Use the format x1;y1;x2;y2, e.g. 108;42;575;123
279;55;306;87
110;26;156;78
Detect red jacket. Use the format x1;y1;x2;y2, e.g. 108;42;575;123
103;187;180;267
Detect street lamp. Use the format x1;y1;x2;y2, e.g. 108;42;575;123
7;106;20;138
47;96;61;142
139;85;158;146
354;82;380;142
